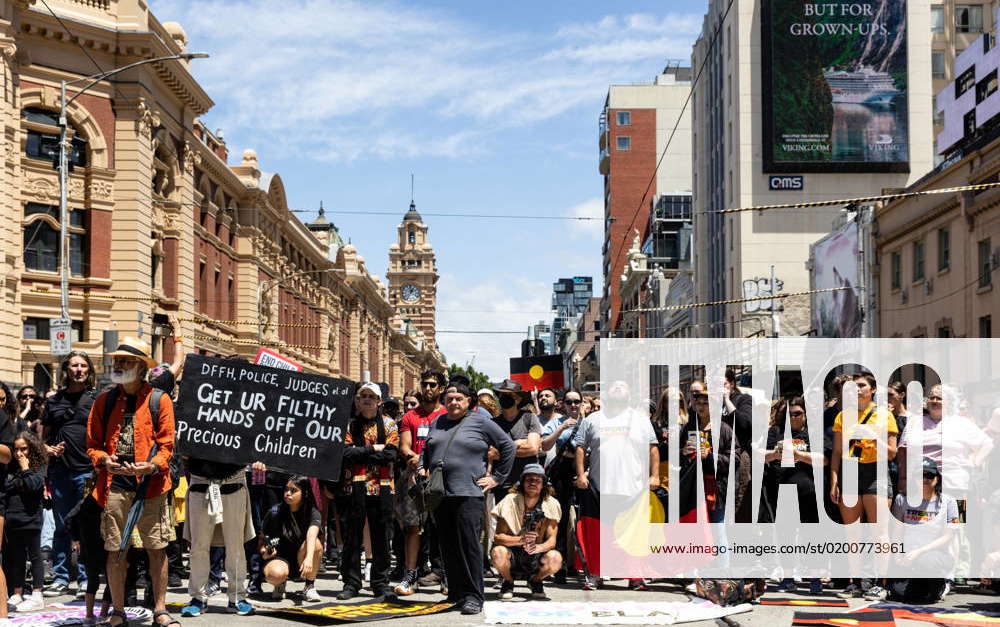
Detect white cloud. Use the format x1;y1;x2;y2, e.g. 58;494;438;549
148;1;703;162
565;197;604;241
434;273;553;381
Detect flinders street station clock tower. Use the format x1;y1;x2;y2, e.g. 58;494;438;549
387;201;438;350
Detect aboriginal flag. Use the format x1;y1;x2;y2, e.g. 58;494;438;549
510;354;564;390
792;610;896;627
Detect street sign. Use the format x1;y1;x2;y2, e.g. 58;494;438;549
49;318;72;355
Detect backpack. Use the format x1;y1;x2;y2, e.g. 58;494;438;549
100;386;164;434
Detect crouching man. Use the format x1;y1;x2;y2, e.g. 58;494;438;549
489;464;561;600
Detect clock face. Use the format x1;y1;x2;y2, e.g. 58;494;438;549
402;284;421;302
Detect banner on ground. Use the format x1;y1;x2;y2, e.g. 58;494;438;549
483;599;751;625
176;354;354;480
258;599;454;622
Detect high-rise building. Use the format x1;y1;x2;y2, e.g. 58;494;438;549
599;64;693;336
528;320;553;355
551;276;592;351
691;0;933;338
386;201;438;350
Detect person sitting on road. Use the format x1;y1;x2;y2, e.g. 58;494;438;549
259;475;323;602
489;463;562;601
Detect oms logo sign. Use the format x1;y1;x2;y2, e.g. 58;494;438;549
769;175;804;190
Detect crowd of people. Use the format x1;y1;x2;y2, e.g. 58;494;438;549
0;329;998;625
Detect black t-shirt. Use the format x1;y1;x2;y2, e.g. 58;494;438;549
493;411;542;490
262;503;321;554
42;388;97;473
0;413;18;489
110;395;139;492
187;457;243;481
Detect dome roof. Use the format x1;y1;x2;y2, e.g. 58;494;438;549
403;201;422;222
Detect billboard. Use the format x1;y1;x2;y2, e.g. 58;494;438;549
810;221;861;337
762;0;909;173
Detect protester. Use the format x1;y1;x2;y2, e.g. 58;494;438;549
575;380;658;591
680;380;733;524
0;397;13;626
534;389;562;466
490;464;561;600
394;372;446;596
2;431;48;611
0;385;16;430
338;383;399;601
477;389;499;419
489;380;541;498
541;389;583;584
41;351;97;600
402;391;419;414
830;372;898;599
15;387;40;432
85;338;176;627
260;475;322;601
421;381;514;615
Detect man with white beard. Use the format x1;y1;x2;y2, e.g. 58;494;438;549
86;337;177;627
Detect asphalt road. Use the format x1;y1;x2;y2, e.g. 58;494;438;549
36;574;1000;626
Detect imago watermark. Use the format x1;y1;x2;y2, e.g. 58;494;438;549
594;339;1000;579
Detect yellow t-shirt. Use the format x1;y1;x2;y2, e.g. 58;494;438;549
833;405;898;464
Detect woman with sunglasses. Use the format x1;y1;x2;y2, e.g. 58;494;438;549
679;381;734;524
15;386;40;432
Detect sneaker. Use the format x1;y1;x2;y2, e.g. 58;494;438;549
43;581;69;598
836;583;863;598
75;587;87;600
6;594;22;607
417;572;441;587
499;579;515;600
15;593;44;612
181;598;206;617
227;600;254;616
204;581;221;597
553;571;567;585
809;579;824;595
939;581;952;601
394;569;418;597
460;599;482;615
303;584;321;603
169;573;183;588
582;575;599;591
628;578;648;591
271;582;286;601
777;578;796;593
529;579;547;600
864;585;888;601
335;587;357;601
246;579;263;596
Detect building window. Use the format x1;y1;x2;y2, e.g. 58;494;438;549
938;228;950;271
22;203;86;275
616;136;631;151
407;230;415;244
980;315;992;337
23;317;84;342
913;240;925;282
979;237;993;287
891;251;901;289
956;66;977;97
964;109;977;138
931;4;944;32
956;4;983;32
22;108;87;167
937;326;952;338
978;69;999;104
616;111;631;126
932;51;946;79
933;109;945;126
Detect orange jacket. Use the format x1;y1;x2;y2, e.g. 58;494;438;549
86;382;174;507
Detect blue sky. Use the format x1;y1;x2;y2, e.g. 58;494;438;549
149;0;707;379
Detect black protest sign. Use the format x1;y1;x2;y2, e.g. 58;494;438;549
176;354;354;480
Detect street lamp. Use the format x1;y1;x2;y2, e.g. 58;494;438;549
256;268;347;343
58;52;209;320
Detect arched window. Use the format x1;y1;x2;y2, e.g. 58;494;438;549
22;107;87;167
22;203;87;275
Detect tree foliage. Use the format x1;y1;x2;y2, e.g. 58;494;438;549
448;363;493;393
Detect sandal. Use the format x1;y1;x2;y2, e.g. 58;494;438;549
100;610;129;627
153;610;182;627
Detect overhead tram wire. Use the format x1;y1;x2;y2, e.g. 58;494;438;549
612;0;736;281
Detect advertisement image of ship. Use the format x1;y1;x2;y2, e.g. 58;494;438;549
823;66;901;105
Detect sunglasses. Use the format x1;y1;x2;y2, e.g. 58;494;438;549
789;411;805;417
922;473;938;480
692;393;708;401
564;399;582;405
18;394;37;400
420;381;439;388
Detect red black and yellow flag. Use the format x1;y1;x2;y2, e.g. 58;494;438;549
792;610;896;627
761;598;849;607
510;354;564;390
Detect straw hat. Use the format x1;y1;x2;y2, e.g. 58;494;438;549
106;337;157;369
